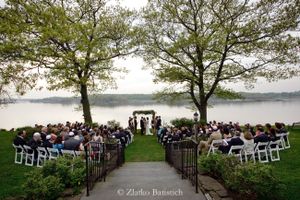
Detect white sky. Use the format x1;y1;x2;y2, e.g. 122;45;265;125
1;0;300;98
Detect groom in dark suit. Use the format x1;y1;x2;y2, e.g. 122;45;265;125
140;117;145;135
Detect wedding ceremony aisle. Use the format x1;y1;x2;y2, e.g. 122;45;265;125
81;134;206;200
81;162;206;200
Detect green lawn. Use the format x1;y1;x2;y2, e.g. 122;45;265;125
125;133;165;162
0;128;299;199
270;127;300;200
0;131;33;199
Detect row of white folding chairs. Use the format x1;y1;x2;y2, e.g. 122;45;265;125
12;144;82;167
207;140;281;163
229;141;281;163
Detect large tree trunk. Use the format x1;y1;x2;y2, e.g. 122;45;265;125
198;101;208;124
80;84;93;124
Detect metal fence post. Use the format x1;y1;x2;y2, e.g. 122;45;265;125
195;142;199;193
84;145;89;196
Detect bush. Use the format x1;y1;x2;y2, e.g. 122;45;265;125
199;153;240;180
226;163;285;200
43;156;85;189
199;154;285;200
107;120;121;128
23;156;86;199
170;118;194;128
23;170;64;200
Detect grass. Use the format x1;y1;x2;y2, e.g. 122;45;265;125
0;128;299;199
269;127;300;200
0;131;33;199
125;132;165;162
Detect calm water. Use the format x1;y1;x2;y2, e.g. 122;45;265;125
0;100;299;129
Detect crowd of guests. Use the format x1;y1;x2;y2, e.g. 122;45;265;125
156;120;288;155
198;121;287;154
13;121;134;159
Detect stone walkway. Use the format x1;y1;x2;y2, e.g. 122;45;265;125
81;162;206;200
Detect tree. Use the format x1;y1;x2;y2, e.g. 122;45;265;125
1;0;138;123
141;0;300;123
0;6;38;104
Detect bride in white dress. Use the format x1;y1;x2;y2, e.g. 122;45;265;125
145;117;153;135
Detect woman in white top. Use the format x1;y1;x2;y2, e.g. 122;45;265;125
241;131;255;153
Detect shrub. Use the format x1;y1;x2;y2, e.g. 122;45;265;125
199;153;239;180
23;170;64;200
170;118;194;128
226;163;285;200
23;156;86;199
199;154;285;200
107;120;120;128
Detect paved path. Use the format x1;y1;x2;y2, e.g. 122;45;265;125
81;162;206;200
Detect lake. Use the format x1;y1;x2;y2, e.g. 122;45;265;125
0;100;299;129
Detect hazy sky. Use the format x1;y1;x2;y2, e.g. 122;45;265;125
2;0;300;98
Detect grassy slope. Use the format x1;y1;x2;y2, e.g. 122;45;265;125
270;127;300;200
0;131;33;199
125;133;165;162
0;129;299;199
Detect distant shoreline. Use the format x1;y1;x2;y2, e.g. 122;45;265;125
14;91;300;107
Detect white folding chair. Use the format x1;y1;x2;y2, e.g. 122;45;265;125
207;139;223;156
267;141;280;161
276;133;291;149
47;148;60;160
275;137;285;151
243;143;256;163
254;142;269;163
228;145;244;163
23;145;35;166
12;144;24;164
37;147;48;167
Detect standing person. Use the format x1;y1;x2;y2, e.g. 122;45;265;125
156;116;162;134
134;116;138;134
145;117;152;135
140;117;145;135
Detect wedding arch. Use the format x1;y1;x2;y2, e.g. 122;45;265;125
132;110;156;117
132;110;157;134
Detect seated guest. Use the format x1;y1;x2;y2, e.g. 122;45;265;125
219;131;244;154
93;131;103;143
254;127;269;143
64;132;81;150
79;135;90;151
199;126;222;154
13;130;27;147
241;131;255;153
53;136;64;154
42;135;53;148
28;132;42;159
40;127;48;142
223;127;232;140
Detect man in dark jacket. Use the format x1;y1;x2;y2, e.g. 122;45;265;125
254;127;269;143
64;132;80;150
219;132;244;154
13;130;27;147
28;132;42;159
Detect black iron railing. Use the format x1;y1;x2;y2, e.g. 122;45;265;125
165;140;198;193
84;142;125;196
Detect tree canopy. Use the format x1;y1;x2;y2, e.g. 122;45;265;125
141;0;300;122
1;0;139;123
